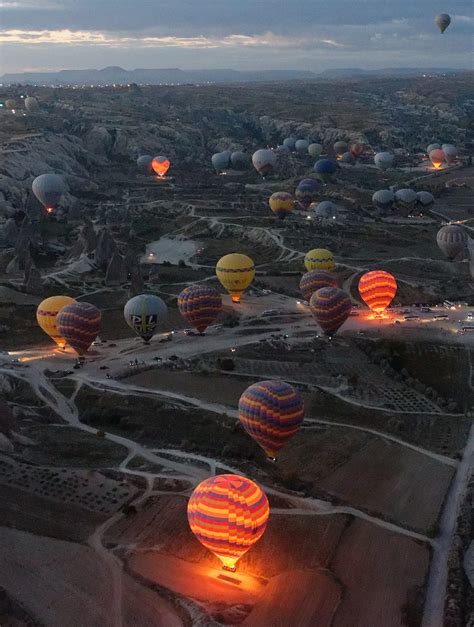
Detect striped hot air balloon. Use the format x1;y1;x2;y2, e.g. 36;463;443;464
300;270;338;303
269;192;294;220
187;474;269;571
216;253;255;303
239;380;304;460
36;295;76;348
56;302;101;359
295;178;320;210
178;285;222;333
358;271;397;314
436;225;468;259
309;287;351;336
304;248;335;272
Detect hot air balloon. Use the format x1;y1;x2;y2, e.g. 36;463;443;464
295;139;309;154
152;156;170;177
313;159;337;183
300;270;338;302
427;143;441;154
395;188;418;215
36;295;76;348
358;270;397;314
334;141;348;158
32;173;65;213
436;225;468;259
137;155;153;172
5;99;16;110
252;149;276;176
239;380;304;460
187;474;269;571
124;294;167;343
429;148;445;169
349;143;364;158
212;152;230;173
435;13;451;33
417;191;435;210
269;192;294;220
230;151;249;169
304;248;335;272
340;151;355;164
283;137;296;151
372;189;395;213
312;200;338;221
442;144;457;164
374;152;394;170
178;284;222;333
308;143;323;158
25;96;39;113
56;302;101;361
309;287;351;337
216;253;255;303
295;178;320;209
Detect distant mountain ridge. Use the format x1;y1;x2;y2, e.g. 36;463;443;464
0;65;465;85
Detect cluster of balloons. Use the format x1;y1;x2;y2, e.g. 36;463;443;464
211;150;250;173
372;189;434;215
4;96;39;112
428;144;457;168
137;155;170;177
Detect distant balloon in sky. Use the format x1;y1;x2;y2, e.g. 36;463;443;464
308;143;323;158
37;295;76;348
295;178;320;209
212;152;230;173
300;269;338;302
56;302;101;359
436;225;468;259
178;284;222;333
25;96;39;113
313;159;337;183
435;13;451;33
374;152;394;170
124;294;167;343
372;189;394;213
230;151;249;168
310;287;351;337
137;155;153;172
252;149;276;176
304;248;335;272
429;148;445;169
216;253;255;302
295;139;309;154
239;380;304;460
269;191;294;220
187;474;269;571
152;156;170;177
32;173;65;213
358;270;397;314
283;137;296;150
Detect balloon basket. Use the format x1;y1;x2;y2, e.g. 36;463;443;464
266;456;277;463
222;564;237;573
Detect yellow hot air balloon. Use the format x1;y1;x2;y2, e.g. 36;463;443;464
304;248;335;271
37;295;76;348
216;253;255;303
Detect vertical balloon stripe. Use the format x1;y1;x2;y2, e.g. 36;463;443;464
56;302;101;356
300;270;338;302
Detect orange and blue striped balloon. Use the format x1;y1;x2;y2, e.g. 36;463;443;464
56;302;101;357
309;287;351;336
358;270;397;313
300;270;338;303
178;285;222;333
187;474;269;570
239;380;304;460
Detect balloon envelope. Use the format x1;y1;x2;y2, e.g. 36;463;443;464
212;152;230;172
5;99;16;110
308;143;323;158
239;380;304;459
56;302;101;357
252;149;276;176
310;287;351;336
295;139;309;153
374;152;394;170
417;191;435;209
442;144;457;164
372;189;394;212
187;474;269;570
313;159;337;183
358;270;397;313
436;225;467;259
295;178;320;209
230;151;249;168
349;143;364;157
312;201;338;221
435;13;451;33
25;97;39;112
269;191;294;220
333;141;348;156
304;248;335;272
137;155;153;172
37;295;76;348
32;173;65;212
300;270;338;302
283;137;296;150
216;253;255;302
395;188;418;213
152;156;170;177
124;294;167;342
429;149;445;169
178;285;222;333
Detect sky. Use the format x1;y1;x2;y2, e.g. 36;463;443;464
0;0;473;75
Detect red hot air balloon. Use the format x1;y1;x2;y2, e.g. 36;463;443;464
178;285;222;334
56;302;101;362
239;380;304;460
309;287;351;337
358;270;397;314
151;156;170;177
349;142;364;158
187;474;269;571
299;270;338;303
